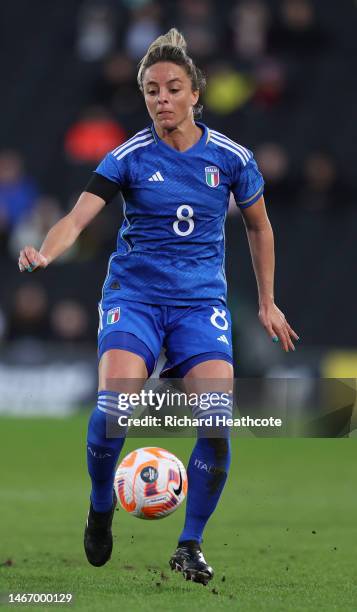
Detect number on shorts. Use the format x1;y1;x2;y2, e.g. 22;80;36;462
210;307;229;330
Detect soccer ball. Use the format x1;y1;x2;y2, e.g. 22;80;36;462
114;447;188;519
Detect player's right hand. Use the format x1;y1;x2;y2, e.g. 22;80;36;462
18;246;49;273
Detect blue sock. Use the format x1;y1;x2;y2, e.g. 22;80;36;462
179;397;232;544
86;391;133;512
179;437;231;544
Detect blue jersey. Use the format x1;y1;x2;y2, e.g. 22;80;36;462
95;122;264;306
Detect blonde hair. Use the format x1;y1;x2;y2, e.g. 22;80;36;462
137;28;206;116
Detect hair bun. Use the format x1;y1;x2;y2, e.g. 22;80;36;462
146;28;187;56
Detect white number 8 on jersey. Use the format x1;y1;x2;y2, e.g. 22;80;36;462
173;205;194;237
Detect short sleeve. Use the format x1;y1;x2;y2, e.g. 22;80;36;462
231;156;264;209
95;151;127;187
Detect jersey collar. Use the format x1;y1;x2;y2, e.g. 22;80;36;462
151;121;209;155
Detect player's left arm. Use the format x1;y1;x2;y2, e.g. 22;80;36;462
240;196;299;352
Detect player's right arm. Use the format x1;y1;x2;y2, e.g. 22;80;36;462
18;191;106;272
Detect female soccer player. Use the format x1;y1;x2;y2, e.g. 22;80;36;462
18;29;298;584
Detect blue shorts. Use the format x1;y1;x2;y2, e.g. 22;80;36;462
97;297;233;377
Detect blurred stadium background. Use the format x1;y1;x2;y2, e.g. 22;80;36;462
0;0;356;417
1;3;357;609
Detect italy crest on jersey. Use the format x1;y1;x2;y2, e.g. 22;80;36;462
205;166;220;188
107;307;120;325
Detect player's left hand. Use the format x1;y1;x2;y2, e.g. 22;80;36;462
258;302;299;352
18;245;48;273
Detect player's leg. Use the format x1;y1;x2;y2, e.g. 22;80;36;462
179;360;233;541
88;349;147;512
163;304;234;583
85;349;148;566
85;299;163;566
170;360;233;583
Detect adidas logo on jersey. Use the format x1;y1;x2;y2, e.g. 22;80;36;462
148;171;164;182
217;335;229;345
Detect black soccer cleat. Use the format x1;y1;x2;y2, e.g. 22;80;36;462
169;540;214;585
84;491;117;567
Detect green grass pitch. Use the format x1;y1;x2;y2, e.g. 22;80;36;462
0;413;356;611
